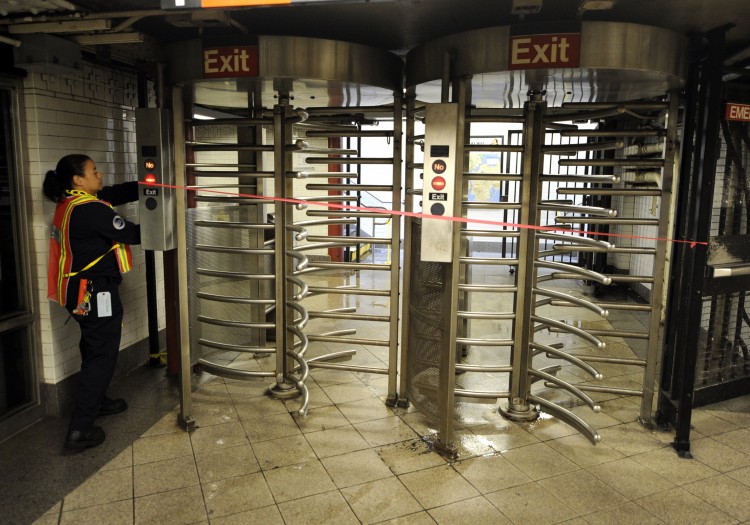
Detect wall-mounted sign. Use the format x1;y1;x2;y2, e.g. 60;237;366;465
509;32;581;70
203;46;259;78
726;102;750;122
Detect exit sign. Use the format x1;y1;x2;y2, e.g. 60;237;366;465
726;102;750;122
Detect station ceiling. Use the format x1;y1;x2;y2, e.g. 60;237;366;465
0;0;749;64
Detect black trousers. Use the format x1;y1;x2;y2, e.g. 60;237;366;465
67;278;123;431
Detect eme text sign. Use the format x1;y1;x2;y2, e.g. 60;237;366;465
726;102;750;122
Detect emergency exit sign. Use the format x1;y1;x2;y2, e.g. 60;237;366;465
726;102;750;122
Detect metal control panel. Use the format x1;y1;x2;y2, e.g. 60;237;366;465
420;103;459;262
135;108;176;251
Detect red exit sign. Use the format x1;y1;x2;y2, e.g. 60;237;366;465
203;46;259;78
726;102;750;122
509;33;581;70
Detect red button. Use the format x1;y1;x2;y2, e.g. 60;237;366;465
144;173;157;184
431;176;446;191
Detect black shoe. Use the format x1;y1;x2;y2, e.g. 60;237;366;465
98;397;128;417
64;427;105;450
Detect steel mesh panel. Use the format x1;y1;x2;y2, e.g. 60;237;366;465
187;205;271;365
696;292;750;388
406;221;450;422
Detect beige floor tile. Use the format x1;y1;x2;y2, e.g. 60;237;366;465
726;465;750;487
485;481;578;525
100;446;133;471
241;412;302;443
356;415;420;447
377;439;447;475
568;405;623;430
252;434;318;470
322;448;394;488
305;425;370;459
191;399;237;426
194;443;259;484
60;499;132;525
690;436;750;473
374;511;437;524
338;396;395;424
134;485;207;525
596;423;664;456
32;513;60;525
282;384;334;411
690;409;741;437
341;476;423;523
191;381;231;403
234;393;290;419
521;415;580;441
323;381;379;404
711;428;750;456
453;454;532;493
399;411;440;437
399;464;480;509
202;472;274;519
209;504;284;525
595;397;641;424
545;433;623;468
683;474;750;521
189;421;249;454
264;460;337;503
139;409;182;438
636;486;736;525
277;490;360;525
62;467;133;510
428;495;511;525
133;431;193;465
537;470;629;516
586;457;674;499
468;422;540;453
503;442;579;481
450;428;500;459
310;369;360;387
134;454;199;497
630;446;720;486
583;501;664;525
294;405;351;433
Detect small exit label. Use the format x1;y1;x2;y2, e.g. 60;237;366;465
429;192;447;201
143;188;159;196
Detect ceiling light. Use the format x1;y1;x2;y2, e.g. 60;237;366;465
9;19;112;34
578;0;617;10
73;33;145;45
511;0;543;15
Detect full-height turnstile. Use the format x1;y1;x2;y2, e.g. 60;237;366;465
164;36;403;423
404;21;687;456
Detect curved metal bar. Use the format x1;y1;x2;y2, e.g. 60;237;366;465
538;203;617;217
196;244;274;256
454;364;512;373
284;350;310;416
529;369;601;412
197;268;275;280
536;232;615;251
306;350;357;363
288;325;310;357
455;337;514;347
528;395;601;444
197;359;275;380
196;292;274;305
287;300;309;329
194;221;274;230
533;288;608;317
286;249;309;271
285;224;309;241
533;315;605;349
198;338;275;354
530;342;602;379
286;275;309;300
295;218;357;227
454;389;510;400
456;311;515;320
535;260;612;285
197;315;274;330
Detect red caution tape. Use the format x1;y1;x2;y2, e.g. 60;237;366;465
139;181;708;247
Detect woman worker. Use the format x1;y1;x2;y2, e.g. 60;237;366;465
43;154;141;451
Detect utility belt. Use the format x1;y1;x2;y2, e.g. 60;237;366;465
71;278;114;319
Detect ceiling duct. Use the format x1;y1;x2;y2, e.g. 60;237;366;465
166;9;232;28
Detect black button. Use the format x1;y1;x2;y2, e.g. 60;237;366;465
145;197;158;211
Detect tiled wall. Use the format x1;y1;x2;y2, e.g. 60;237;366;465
24;62;165;384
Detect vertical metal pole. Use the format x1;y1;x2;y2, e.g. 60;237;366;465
501;95;545;421
172;85;195;430
398;92;416;407
639;92;680;424
386;93;403;406
270;95;297;398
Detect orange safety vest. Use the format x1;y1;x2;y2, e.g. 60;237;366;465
47;191;133;306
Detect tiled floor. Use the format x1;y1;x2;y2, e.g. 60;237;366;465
4;267;750;525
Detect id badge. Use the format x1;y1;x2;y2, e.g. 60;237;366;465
97;291;112;317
